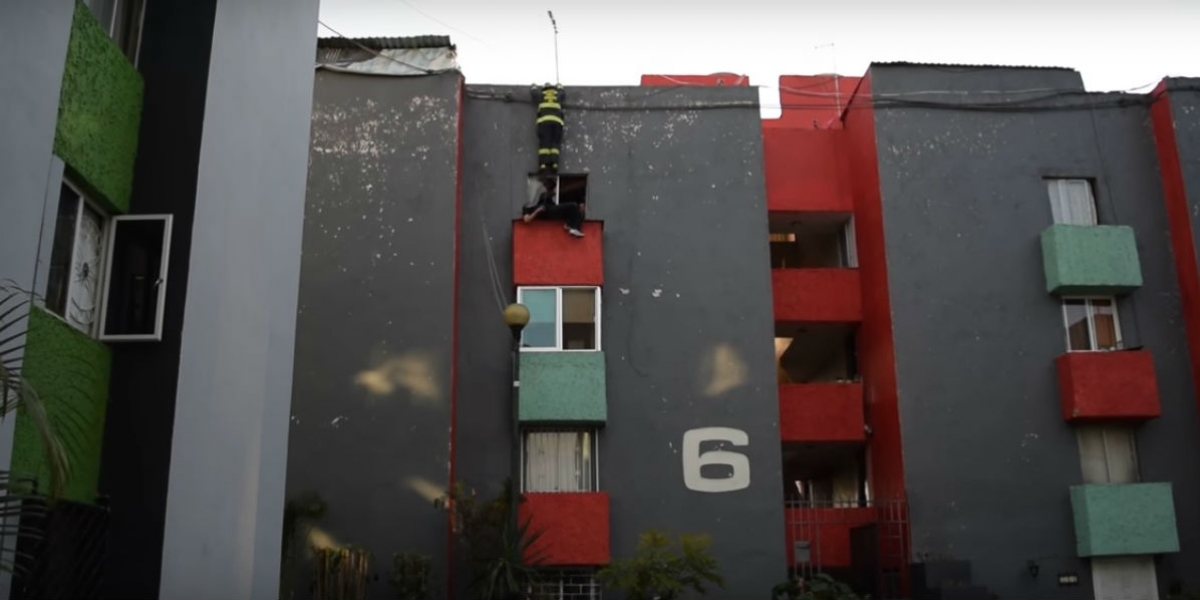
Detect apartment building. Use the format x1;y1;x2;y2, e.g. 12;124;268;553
292;36;1200;600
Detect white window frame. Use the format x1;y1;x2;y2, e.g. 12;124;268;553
519;428;600;493
1061;297;1122;352
515;286;602;352
97;214;174;342
46;179;112;339
1047;178;1098;226
530;568;602;600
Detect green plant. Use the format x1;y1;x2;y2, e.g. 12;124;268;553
313;546;371;600
772;573;869;600
280;490;328;599
596;529;724;600
435;478;546;599
0;283;78;574
388;553;432;599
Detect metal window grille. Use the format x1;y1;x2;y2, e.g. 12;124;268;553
531;568;601;600
784;497;909;600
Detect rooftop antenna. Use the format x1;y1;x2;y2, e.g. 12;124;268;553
547;10;560;84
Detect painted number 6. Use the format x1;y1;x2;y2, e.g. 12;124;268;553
682;427;751;493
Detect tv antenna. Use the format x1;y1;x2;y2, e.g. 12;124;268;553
548;10;560;83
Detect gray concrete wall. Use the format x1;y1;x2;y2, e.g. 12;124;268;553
870;64;1200;598
285;69;462;598
0;4;74;599
156;0;319;597
1167;80;1200;284
458;85;787;595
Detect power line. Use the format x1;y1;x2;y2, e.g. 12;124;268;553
394;0;494;48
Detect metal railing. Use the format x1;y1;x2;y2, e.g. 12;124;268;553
784;497;910;600
9;488;109;600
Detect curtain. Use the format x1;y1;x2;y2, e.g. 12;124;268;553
1049;179;1097;225
525;431;593;492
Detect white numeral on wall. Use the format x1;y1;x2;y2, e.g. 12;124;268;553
682;427;751;493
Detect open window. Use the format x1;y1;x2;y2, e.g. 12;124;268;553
782;442;867;506
525;174;589;207
516;286;601;351
98;215;173;342
522;429;598;493
769;213;857;269
776;324;858;384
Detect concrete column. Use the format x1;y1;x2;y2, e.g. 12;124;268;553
156;0;318;597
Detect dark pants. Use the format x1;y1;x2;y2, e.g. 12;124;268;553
543;201;583;230
536;120;563;174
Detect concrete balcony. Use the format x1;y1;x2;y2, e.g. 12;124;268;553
1071;483;1179;557
1040;225;1143;295
512;220;603;286
1056;350;1161;422
519;352;606;424
779;383;865;442
772;269;862;323
520;492;610;566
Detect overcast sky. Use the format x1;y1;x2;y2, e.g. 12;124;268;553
319;0;1200;116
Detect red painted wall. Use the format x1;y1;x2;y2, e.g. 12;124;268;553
779;383;865;442
640;74;750;87
765;75;862;131
772;268;862;323
763;129;853;213
785;506;874;567
841;74;907;502
520;492;611;566
1056;351;1161;421
1150;86;1200;419
512;220;604;286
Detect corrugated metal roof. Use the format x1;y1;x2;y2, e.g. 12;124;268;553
317;35;454;50
872;61;1076;72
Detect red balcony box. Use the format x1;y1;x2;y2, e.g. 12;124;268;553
784;506;874;567
772;269;862;323
519;492;610;566
1056;350;1161;422
779;383;865;443
764;129;852;213
512;220;603;286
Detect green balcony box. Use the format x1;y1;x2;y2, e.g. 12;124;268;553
519;352;607;423
1070;483;1179;557
1041;225;1142;296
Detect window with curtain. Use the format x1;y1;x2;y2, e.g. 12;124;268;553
523;430;596;492
1047;178;1098;225
1063;298;1121;351
1077;425;1139;484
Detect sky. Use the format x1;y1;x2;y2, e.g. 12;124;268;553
318;0;1200;116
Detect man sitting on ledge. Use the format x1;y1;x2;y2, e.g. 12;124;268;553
522;176;584;238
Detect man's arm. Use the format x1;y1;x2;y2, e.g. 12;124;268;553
522;205;544;223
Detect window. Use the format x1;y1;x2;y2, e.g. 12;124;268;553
1047;178;1097;225
1062;298;1121;351
531;569;601;600
769;216;856;269
522;430;597;493
1077;425;1139;484
84;0;146;62
525;174;588;207
516;287;601;351
99;215;173;341
46;182;109;336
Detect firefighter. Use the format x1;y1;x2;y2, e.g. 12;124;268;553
531;83;565;176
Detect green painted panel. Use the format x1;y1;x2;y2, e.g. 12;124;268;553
519;352;607;423
1070;483;1179;557
1041;225;1142;295
11;308;111;503
54;1;143;213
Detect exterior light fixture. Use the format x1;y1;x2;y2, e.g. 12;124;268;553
1027;560;1040;578
504;303;531;340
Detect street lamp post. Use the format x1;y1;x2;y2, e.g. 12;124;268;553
502;303;530;531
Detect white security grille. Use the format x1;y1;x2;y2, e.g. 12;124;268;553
531;569;601;600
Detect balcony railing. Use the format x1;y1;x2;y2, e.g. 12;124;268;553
772;268;862;323
779;382;865;442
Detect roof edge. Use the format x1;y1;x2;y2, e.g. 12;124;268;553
317;35;454;50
